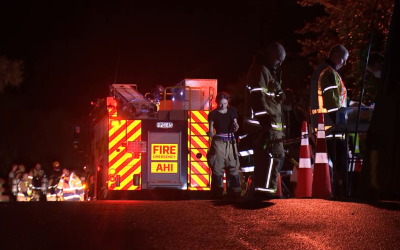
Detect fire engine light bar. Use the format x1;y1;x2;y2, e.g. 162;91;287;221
157;122;173;129
241;166;255;172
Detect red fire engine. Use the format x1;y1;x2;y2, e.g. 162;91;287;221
89;79;217;199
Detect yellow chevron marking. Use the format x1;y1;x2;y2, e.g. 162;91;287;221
109;120;126;138
124;120;139;136
192;111;208;123
191;162;208;175
189;187;211;190
127;128;141;142
190;148;208;161
109;147;127;163
113;160;141;190
127;120;141;135
191;174;209;187
110;153;131;169
109;130;126;150
191;123;208;135
109;120;141;162
115;158;140;178
128;167;142;190
191;137;208;149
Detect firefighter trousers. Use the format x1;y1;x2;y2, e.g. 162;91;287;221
253;131;285;190
207;139;241;195
327;138;348;197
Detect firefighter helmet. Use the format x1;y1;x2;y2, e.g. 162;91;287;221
53;161;60;171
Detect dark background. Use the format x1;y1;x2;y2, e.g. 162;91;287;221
0;0;323;176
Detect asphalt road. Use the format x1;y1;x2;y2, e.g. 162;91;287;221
1;199;400;250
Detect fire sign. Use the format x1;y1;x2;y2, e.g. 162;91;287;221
151;144;178;161
151;162;178;173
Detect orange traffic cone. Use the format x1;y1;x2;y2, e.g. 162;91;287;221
275;174;283;197
296;121;313;198
312;113;332;198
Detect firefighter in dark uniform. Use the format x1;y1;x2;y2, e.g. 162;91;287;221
28;163;45;201
207;92;241;199
310;44;349;197
243;43;286;197
47;161;62;201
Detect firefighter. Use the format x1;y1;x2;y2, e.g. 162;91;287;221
8;164;18;202
57;169;84;201
243;43;286;197
69;171;84;201
207;92;241;199
309;44;349;197
47;161;62;201
15;164;26;180
17;173;32;202
28;163;45;201
8;164;18;186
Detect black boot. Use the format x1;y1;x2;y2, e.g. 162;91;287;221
209;175;224;199
227;174;241;199
244;175;256;200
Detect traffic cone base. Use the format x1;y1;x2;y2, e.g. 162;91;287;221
296;121;313;198
312;113;332;198
296;168;313;198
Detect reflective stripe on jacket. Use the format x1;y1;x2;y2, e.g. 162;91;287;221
310;62;347;131
57;173;83;201
244;52;283;134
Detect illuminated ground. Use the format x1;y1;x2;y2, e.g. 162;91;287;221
1;199;400;249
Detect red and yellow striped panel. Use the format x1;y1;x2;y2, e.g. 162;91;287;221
188;111;211;190
108;119;142;190
190;148;208;162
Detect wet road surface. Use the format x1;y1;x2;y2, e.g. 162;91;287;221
1;199;400;250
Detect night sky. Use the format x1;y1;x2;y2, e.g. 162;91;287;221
0;0;322;172
1;0;322;116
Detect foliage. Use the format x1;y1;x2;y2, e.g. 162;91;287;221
0;56;24;93
296;0;394;103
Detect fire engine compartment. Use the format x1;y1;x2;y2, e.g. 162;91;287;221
93;79;217;199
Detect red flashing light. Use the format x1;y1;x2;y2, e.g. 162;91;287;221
106;97;117;109
97;167;100;171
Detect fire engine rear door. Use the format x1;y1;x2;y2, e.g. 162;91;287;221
148;132;182;188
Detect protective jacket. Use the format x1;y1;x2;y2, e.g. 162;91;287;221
17;177;32;201
243;51;285;192
47;170;62;201
310;60;347;132
57;173;84;201
28;169;44;190
243;51;284;135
